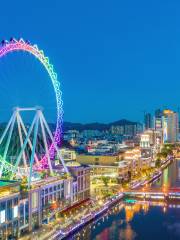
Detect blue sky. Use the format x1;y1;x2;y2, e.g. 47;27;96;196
0;0;180;123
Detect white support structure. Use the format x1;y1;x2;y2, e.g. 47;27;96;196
28;112;39;188
16;112;39;165
39;115;53;174
40;111;69;173
17;113;27;168
14;113;38;172
3;112;16;160
0;107;69;185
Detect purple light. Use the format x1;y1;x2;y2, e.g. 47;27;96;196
0;38;63;169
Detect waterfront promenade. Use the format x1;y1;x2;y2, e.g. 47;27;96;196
19;193;124;240
20;157;179;240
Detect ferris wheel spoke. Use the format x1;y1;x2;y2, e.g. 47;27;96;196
28;113;39;188
39;112;53;174
0;112;15;145
40;111;68;174
3;111;16;160
17;112;27;168
17;111;40;165
14;112;38;173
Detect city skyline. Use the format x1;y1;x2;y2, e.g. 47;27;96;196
0;1;180;240
0;1;180;123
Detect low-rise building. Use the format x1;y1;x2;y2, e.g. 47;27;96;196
118;161;130;180
0;180;20;239
59;148;76;162
68;164;90;203
90;165;119;178
0;168;90;239
19;175;73;235
89;160;130;182
76;154;121;166
140;129;162;147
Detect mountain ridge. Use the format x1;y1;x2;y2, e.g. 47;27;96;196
63;119;141;131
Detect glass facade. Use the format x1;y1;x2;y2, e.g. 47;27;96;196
0;177;82;238
0;195;19;239
19;201;29;228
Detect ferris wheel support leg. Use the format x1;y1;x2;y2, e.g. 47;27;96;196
28;114;39;188
17;112;39;165
0;112;16;177
3;113;16;159
14;113;38;175
0;113;15;145
40;112;69;174
0;163;4;178
39;114;53;174
2;112;16;159
17;112;27;168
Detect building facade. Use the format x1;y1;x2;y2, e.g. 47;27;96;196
144;113;152;130
0;168;90;240
68;165;90;203
0;181;20;239
76;154;121;166
162;110;179;143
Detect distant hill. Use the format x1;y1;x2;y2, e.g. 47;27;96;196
0;119;141;133
109;119;137;126
63;122;108;131
63;119;140;132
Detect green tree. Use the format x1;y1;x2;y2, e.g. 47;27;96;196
101;176;110;187
155;158;161;168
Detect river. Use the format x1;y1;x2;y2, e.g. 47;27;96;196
68;159;180;240
152;158;180;189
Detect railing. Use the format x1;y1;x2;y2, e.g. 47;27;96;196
124;189;180;201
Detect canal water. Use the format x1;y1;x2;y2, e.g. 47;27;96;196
69;159;180;240
152;159;180;189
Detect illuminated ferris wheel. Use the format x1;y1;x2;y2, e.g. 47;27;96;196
0;38;68;185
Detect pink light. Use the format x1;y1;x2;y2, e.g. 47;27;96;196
0;38;63;170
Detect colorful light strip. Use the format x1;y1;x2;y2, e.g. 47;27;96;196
0;38;63;171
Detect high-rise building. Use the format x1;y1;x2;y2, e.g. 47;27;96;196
162;109;179;143
110;122;143;137
154;109;163;130
155;109;163;118
144;113;152;129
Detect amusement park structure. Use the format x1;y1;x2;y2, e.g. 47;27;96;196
0;107;68;187
0;38;66;187
0;37;63;150
0;38;91;240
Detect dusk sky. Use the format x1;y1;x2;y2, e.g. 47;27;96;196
0;0;180;123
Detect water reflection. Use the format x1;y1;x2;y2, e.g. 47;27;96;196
152;159;180;189
125;203;142;222
119;224;136;240
69;160;180;240
70;201;180;240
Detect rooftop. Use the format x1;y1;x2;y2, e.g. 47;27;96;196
0;180;19;187
0;180;20;199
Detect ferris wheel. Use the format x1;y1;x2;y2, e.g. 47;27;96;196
0;38;68;185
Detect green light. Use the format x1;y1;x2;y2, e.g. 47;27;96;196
163;168;169;187
125;199;137;203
